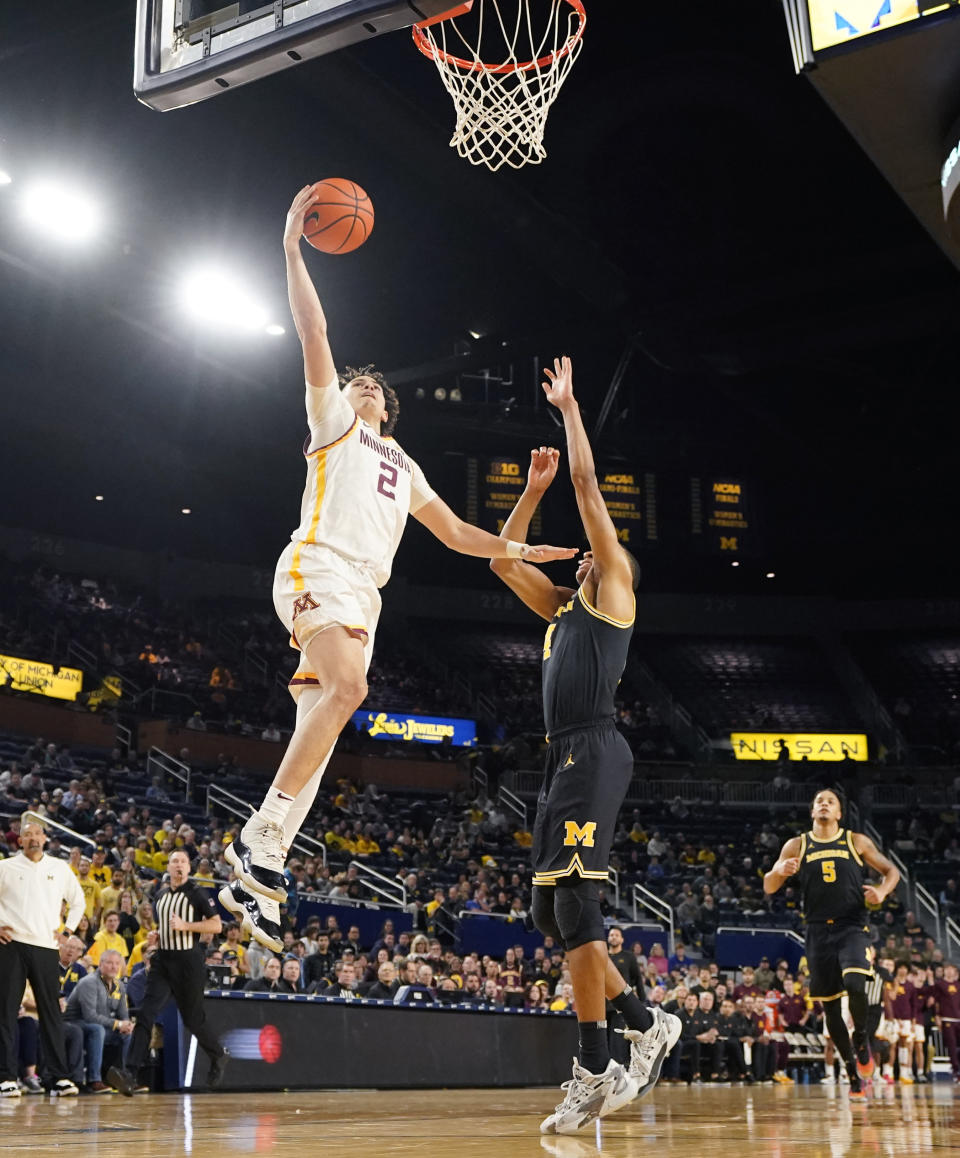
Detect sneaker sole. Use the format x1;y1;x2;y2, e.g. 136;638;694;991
633;1012;682;1101
217;884;283;952
224;842;287;903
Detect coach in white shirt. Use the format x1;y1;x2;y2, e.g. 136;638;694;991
0;818;85;1097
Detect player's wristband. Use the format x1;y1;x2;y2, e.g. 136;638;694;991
505;540;526;559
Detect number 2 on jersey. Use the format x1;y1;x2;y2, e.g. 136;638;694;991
821;860;836;883
377;461;397;501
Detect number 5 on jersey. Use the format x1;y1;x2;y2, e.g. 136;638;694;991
821;860;836;883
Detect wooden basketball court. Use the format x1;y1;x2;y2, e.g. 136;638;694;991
2;1084;957;1156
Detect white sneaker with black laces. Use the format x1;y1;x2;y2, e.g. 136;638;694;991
620;1007;683;1100
218;880;283;952
224;815;288;902
540;1058;634;1135
0;1080;21;1098
49;1079;78;1097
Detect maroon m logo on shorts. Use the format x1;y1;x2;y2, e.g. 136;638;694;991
292;592;320;620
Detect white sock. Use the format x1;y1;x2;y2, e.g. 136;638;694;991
898;1046;911;1070
283;750;334;846
258;786;296;829
280;685;335;845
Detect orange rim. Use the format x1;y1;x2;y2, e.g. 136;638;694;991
412;0;586;76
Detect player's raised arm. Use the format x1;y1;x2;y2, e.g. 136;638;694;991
488;447;575;622
541;356;635;622
412;488;576;566
763;836;802;894
283;185;336;390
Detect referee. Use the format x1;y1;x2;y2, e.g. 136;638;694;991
0;818;85;1096
107;850;228;1095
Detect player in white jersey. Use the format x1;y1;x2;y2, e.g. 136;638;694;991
223;186;575;947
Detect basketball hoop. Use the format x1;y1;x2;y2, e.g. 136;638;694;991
412;0;586;172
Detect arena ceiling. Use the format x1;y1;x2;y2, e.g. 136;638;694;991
1;2;958;599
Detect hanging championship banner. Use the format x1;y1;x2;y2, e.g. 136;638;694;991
690;476;753;555
470;457;542;536
598;468;657;547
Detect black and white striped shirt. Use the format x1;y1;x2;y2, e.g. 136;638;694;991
154;880;218;951
867;967;891;1007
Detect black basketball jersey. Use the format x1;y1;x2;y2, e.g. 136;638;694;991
796;827;868;924
541;587;633;737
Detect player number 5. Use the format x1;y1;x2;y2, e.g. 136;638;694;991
821;860;836;883
377;461;397;501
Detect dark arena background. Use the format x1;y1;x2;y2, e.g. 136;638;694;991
2;2;960;1155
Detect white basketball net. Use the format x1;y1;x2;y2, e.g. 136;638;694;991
413;1;586;172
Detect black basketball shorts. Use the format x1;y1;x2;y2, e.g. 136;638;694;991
531;720;633;887
805;921;873;1001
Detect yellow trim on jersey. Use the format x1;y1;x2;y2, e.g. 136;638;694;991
576;586;635;629
798;832;807;866
810;991;845;1002
841;967;874;977
808;827;844;844
531;853;609;885
290;541;305;593
305;415;358;457
305;450;329;545
847;829;864;866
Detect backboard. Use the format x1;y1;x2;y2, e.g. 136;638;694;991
134;0;463;111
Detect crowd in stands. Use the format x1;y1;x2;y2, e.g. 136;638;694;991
1;720;959;1091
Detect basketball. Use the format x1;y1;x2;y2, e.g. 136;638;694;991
302;178;374;255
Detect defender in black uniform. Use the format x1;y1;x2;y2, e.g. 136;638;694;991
764;788;898;1098
491;356;679;1136
107;850;228;1095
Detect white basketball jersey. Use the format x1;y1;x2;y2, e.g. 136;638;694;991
289;378;436;586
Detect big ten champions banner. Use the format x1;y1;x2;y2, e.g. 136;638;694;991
690;476;754;557
598;467;657;548
466;457;542;536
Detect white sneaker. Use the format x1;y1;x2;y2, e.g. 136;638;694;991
838;1069;850;1084
49;1079;79;1097
224;815;288;902
0;1081;21;1098
621;1007;682;1100
821;1072;836;1085
218;880;283;952
540;1058;632;1135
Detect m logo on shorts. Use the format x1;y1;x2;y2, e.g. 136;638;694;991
292;592;319;620
563;821;597;848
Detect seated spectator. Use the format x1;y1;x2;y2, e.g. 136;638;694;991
218;923;249;977
549;982;574;1012
89;911;129;966
281;957;304;994
15;985;42;1094
304;933;336;989
715;998;750;1081
244;957;285;993
525;983;548;1011
125;947;155;1010
649;943;669;975
64;950;133;1093
365;962;399;1001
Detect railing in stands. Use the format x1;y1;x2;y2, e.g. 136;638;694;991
147;745;192;801
498;785;527;829
66;638;97;669
23;810;96;848
632;883;674;953
116;722;132;758
947;917;960;961
206;784;326;866
472;765;488;799
916;881;941;945
243;643;269;685
606;865;620;914
348;860;406;908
